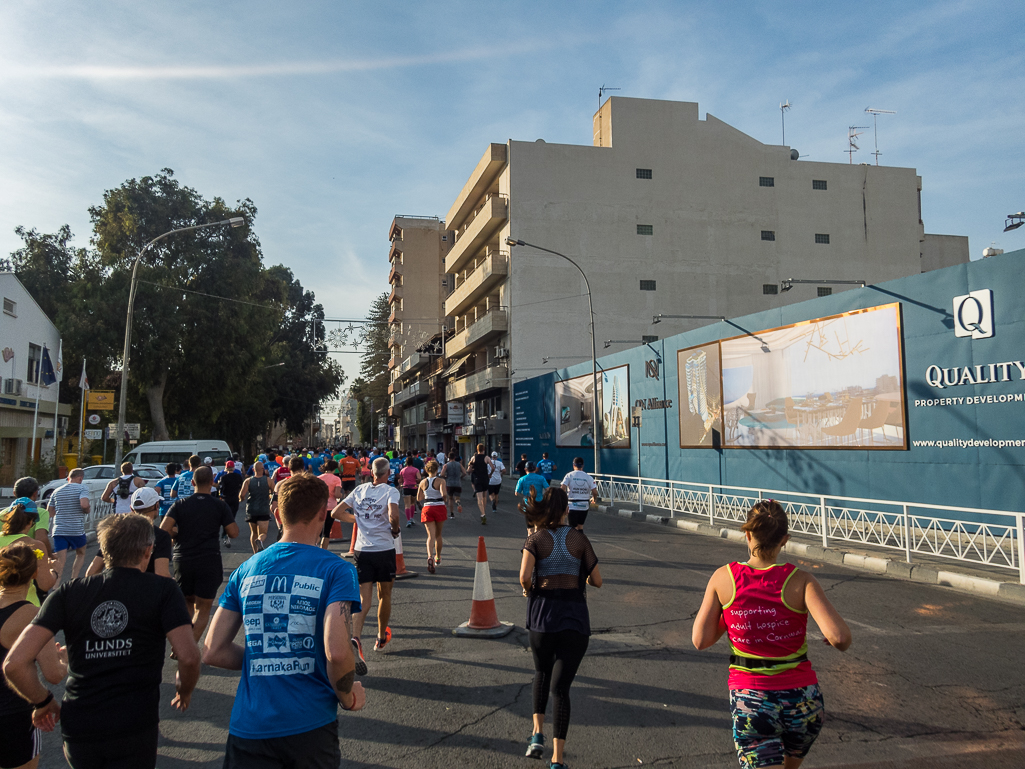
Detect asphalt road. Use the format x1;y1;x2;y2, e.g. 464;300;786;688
31;486;1025;768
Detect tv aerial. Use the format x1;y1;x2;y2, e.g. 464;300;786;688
780;100;792;145
846;125;869;164
864;108;896;165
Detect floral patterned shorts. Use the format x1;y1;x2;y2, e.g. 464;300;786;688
730;685;824;769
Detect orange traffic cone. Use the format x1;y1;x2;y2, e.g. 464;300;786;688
453;537;514;638
330;519;344;541
343;522;358;559
393;531;418;580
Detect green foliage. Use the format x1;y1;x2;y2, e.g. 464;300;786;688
348;292;390;444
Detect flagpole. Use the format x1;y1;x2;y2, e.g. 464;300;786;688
31;345;42;461
52;341;62;462
78;359;87;468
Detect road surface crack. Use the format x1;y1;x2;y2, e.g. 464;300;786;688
406;681;531;754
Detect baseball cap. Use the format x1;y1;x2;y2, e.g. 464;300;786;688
225;460;235;469
131;487;161;511
258;453;268;462
203;457;213;465
491;452;499;458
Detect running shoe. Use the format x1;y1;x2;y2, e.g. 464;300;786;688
548;763;567;769
351;638;367;676
223;536;231;549
374;627;392;652
480;514;487;525
427;556;435;574
405;520;413;528
526;733;545;759
255;540;264;552
492;501;497;512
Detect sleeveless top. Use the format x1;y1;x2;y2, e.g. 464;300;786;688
399;466;419;489
422;477;445;505
0;600;33;714
470;455;490;483
443;461;462;486
721;562;817;691
247;476;270;516
524;526;598;636
114;474;135;514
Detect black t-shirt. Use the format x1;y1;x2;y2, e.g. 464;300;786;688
515;460;527;476
218;472;244;503
164;494;235;562
32;568;191;741
97;523;172;574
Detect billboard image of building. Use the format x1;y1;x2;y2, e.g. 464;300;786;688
555;372;594;447
678;343;723;447
598;365;630;449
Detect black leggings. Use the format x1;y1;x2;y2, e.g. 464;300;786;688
529;629;589;740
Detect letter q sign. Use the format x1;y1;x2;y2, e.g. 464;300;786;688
953;289;994;340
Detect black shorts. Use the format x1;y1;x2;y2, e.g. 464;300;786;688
402;486;417;498
245;508;270;523
64;724;158;769
568;507;588;528
354;549;396;584
0;708;39;767
225;499;239;517
447;486;461;498
342;479;357;493
174;555;224;599
223;721;340;769
472;479;490;494
488;484;501;495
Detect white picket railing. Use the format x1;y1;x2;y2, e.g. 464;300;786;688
83;490;117;536
593;473;1025;584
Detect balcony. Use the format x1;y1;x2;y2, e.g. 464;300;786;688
388;355;400;370
444;251;509;317
388;262;400;284
393;380;424;407
444;194;508;274
389;306;399;324
446;144;508;231
398;351;427;378
446;364;508;401
388;284;402;305
389;328;401;348
445;308;508;358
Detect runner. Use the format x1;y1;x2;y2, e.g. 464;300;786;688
359;450;372;483
102;462;146;515
13;478;51;560
318;459;343;549
0;501;57;606
202;472;365;768
331;457;401;663
560;457;598;529
154;462;178;518
388;452;404;487
86;487;173;578
466;444;494;525
339;450;361;497
171;455;201;501
692;500;852;769
47;468;91;584
519;487;602;768
217;460;245;549
515;453;528;478
160;466;240;644
442;454;466;519
239;461;272;553
436;447;447;466
398;457;421;528
5;513;198;769
416;460;447;574
488;451;506;513
515;461;549;530
0;541;68;769
537;453;557;485
270;456;303;540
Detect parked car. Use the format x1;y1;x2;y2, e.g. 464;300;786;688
39;464;165;501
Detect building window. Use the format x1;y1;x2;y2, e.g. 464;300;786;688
637;224;653;236
441;235;447;241
817;287;833;297
641;335;659;344
761;230;775;241
759;176;774;187
27;343;41;384
636;168;653;179
2;298;15;317
815;233;831;244
639;280;656;291
763;284;778;295
812;179;827;190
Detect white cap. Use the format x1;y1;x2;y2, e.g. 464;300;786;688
491;451;499;458
131;487;162;511
203;457;213;465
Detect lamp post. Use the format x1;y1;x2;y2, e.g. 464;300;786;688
506;238;600;474
114;217;244;468
779;279;866;293
1004;212;1025;232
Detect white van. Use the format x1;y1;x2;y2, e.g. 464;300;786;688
123;440;233;471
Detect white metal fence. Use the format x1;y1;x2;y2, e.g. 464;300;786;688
82;490;116;537
593;473;1025;584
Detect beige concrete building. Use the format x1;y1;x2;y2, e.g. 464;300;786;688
386;216;452;451
434;96;968;463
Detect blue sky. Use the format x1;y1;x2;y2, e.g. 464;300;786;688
1;0;1022;337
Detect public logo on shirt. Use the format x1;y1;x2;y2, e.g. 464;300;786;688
90;600;129;638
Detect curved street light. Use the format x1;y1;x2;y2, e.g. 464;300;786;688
506;237;600;474
114;217;245;467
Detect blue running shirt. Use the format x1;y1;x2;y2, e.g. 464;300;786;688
218;542;361;739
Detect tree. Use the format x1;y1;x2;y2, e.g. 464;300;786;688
347;292;389;444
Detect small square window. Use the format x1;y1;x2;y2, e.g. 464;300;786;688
441;235;447;241
639;280;657;291
761;230;775;241
759;176;775;187
636;168;653;179
2;298;15;317
817;287;833;297
763;284;778;295
641;335;659;344
815;233;830;244
812;179;827;190
636;224;653;236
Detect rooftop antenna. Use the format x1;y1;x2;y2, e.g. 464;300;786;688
846;125;869;164
780;100;792;145
864;108;896;165
598;84;621;111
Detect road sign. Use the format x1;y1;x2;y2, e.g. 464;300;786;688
87;391;116;411
87;413;101;425
125;423;141;440
84;429;103;440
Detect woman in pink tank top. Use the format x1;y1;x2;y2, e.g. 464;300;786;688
692;501;852;769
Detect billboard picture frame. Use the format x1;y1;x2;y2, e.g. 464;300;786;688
598;363;631;450
554;370;595;448
677;342;724;448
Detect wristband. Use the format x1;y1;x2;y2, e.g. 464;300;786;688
32;691;53;710
341;692;357;711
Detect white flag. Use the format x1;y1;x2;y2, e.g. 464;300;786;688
78;359;89;390
55;340;63;383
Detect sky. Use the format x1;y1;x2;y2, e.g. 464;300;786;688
1;0;1022;365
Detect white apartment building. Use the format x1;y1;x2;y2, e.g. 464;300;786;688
436;96;968;462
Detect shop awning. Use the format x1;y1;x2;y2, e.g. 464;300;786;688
443;355;471;377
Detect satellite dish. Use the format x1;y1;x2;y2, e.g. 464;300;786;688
790;149;800;160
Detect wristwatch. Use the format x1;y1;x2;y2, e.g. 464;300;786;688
32;691;53;710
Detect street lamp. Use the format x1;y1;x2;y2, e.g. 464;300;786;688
114;217;244;468
1004;212;1025;232
652;314;726;325
779;278;865;293
506;237;601;474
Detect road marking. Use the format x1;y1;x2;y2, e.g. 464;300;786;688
590;538;711;579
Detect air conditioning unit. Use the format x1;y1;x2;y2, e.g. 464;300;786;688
494;347;509;359
4;379;22;396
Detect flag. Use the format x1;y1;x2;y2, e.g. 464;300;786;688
78;359;89;390
54;340;63;383
40;345;58;387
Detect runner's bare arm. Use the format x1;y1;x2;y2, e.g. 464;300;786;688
202;607;244;669
152;558;171;578
101;479;116;504
169;623;200;711
692;567;730;650
519;550;536;592
2;624;57;711
804;574;853;651
325;600;365;711
85;555;104;577
331;500;356;523
239;478;250;499
388;502;401;535
159;514;177;538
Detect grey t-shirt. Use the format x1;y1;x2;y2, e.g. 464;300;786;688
443;460;463;487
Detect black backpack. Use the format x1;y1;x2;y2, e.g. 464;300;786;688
116;475;132;499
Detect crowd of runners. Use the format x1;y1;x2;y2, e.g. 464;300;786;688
0;441;851;769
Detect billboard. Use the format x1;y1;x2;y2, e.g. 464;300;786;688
678;303;907;449
554;372;594;447
598;365;630;449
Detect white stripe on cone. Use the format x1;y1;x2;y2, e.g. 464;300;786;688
472;561;494;601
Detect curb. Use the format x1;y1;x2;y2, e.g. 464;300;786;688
597;505;1025;607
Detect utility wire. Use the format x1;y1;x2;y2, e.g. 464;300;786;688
137;279;282;310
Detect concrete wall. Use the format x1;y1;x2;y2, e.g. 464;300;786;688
921;233;970;272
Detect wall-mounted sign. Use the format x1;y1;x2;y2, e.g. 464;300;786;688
87;414;101;425
447;402;464;424
953;289;993;339
84;429;103;440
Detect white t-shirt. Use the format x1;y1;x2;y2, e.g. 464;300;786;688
343;482;401;552
436;452;447;466
562;470;597;511
489;460;505;485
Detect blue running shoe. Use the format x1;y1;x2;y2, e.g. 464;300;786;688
526;733;545;759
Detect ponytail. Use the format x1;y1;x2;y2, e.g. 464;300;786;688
740;499;788;555
0;541;39;588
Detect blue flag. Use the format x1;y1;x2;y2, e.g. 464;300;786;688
40;346;57;386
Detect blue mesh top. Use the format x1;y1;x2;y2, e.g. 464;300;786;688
523;525;598;635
